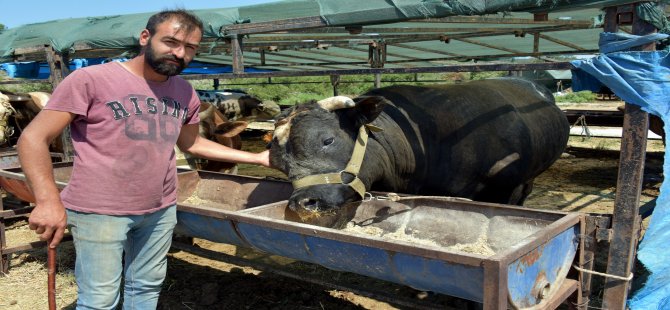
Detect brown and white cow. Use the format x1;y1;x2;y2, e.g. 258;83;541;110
196;89;280;122
177;102;248;173
0;91;53;148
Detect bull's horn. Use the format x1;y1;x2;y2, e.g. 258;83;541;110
317;96;355;111
198;103;216;119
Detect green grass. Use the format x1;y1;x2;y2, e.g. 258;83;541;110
555;90;597;103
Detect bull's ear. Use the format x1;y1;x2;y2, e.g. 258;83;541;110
214;121;248;138
353;96;387;124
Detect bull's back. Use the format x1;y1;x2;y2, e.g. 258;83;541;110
365;78;569;195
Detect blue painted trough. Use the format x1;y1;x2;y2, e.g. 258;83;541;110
174;170;582;310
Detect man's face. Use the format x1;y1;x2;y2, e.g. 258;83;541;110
142;19;202;76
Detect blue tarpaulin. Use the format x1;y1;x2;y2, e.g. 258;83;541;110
571;32;670;310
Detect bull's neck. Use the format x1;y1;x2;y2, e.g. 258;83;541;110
361;118;420;192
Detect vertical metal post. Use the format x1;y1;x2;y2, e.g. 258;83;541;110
374;73;381;88
260;49;266;66
601;4;655;309
45;46;74;162
231;35;245;74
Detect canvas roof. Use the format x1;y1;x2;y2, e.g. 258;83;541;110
1;0;668;73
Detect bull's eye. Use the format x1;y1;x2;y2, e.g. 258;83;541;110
323;137;334;146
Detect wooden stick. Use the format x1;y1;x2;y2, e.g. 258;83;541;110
47;242;56;310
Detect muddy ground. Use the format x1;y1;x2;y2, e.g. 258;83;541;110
0;129;665;309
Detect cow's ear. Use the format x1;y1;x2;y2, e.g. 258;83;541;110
353;96;387;124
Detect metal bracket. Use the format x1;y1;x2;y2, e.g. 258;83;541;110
616;4;635;25
595;227;613;242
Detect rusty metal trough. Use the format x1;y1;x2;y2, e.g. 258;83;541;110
0;165;582;309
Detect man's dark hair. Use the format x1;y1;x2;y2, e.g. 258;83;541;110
145;9;204;35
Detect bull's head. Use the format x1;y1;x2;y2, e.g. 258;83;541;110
269;95;388;227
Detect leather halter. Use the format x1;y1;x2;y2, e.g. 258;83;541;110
291;124;381;199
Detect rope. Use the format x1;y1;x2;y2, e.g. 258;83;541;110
573;265;634;281
366;193;473;202
571;115;592;138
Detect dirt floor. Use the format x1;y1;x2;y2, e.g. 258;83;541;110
0;103;665;309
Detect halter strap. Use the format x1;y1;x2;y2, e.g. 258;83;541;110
291;124;381;198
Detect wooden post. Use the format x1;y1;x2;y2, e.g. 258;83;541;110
368;41;386;69
330;75;340;96
231;35;245;74
601;4;655;309
45;46;74;162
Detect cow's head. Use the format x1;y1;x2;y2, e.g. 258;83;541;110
196;102;248;173
269;95;388;227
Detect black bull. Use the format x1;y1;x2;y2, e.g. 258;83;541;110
269;78;570;227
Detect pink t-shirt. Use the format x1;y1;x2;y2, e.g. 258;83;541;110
45;62;200;215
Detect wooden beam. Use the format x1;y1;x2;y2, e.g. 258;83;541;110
454;38;526;54
179;62;574;80
410;16;593;26
393;43;464;57
538;33;588;51
222;16;327;35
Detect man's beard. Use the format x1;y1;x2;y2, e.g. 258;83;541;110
145;40;186;76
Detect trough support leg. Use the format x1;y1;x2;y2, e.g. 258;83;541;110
573;215;610;309
601;4;656;309
482;260;507;310
0;198;8;274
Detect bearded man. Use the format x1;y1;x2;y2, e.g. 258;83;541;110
17;9;271;309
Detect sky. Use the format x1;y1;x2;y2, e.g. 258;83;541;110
0;0;281;29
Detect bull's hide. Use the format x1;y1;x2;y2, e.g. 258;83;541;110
268;78;570;224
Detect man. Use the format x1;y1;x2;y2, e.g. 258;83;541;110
17;9;270;309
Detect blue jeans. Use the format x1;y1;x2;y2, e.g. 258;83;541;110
66;205;177;310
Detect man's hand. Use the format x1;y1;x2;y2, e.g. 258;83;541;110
28;202;67;248
257;149;272;168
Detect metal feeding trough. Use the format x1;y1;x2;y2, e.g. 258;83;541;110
231;198;581;310
0;165;582;309
174;170;581;309
0;161;71;202
174;170;292;245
